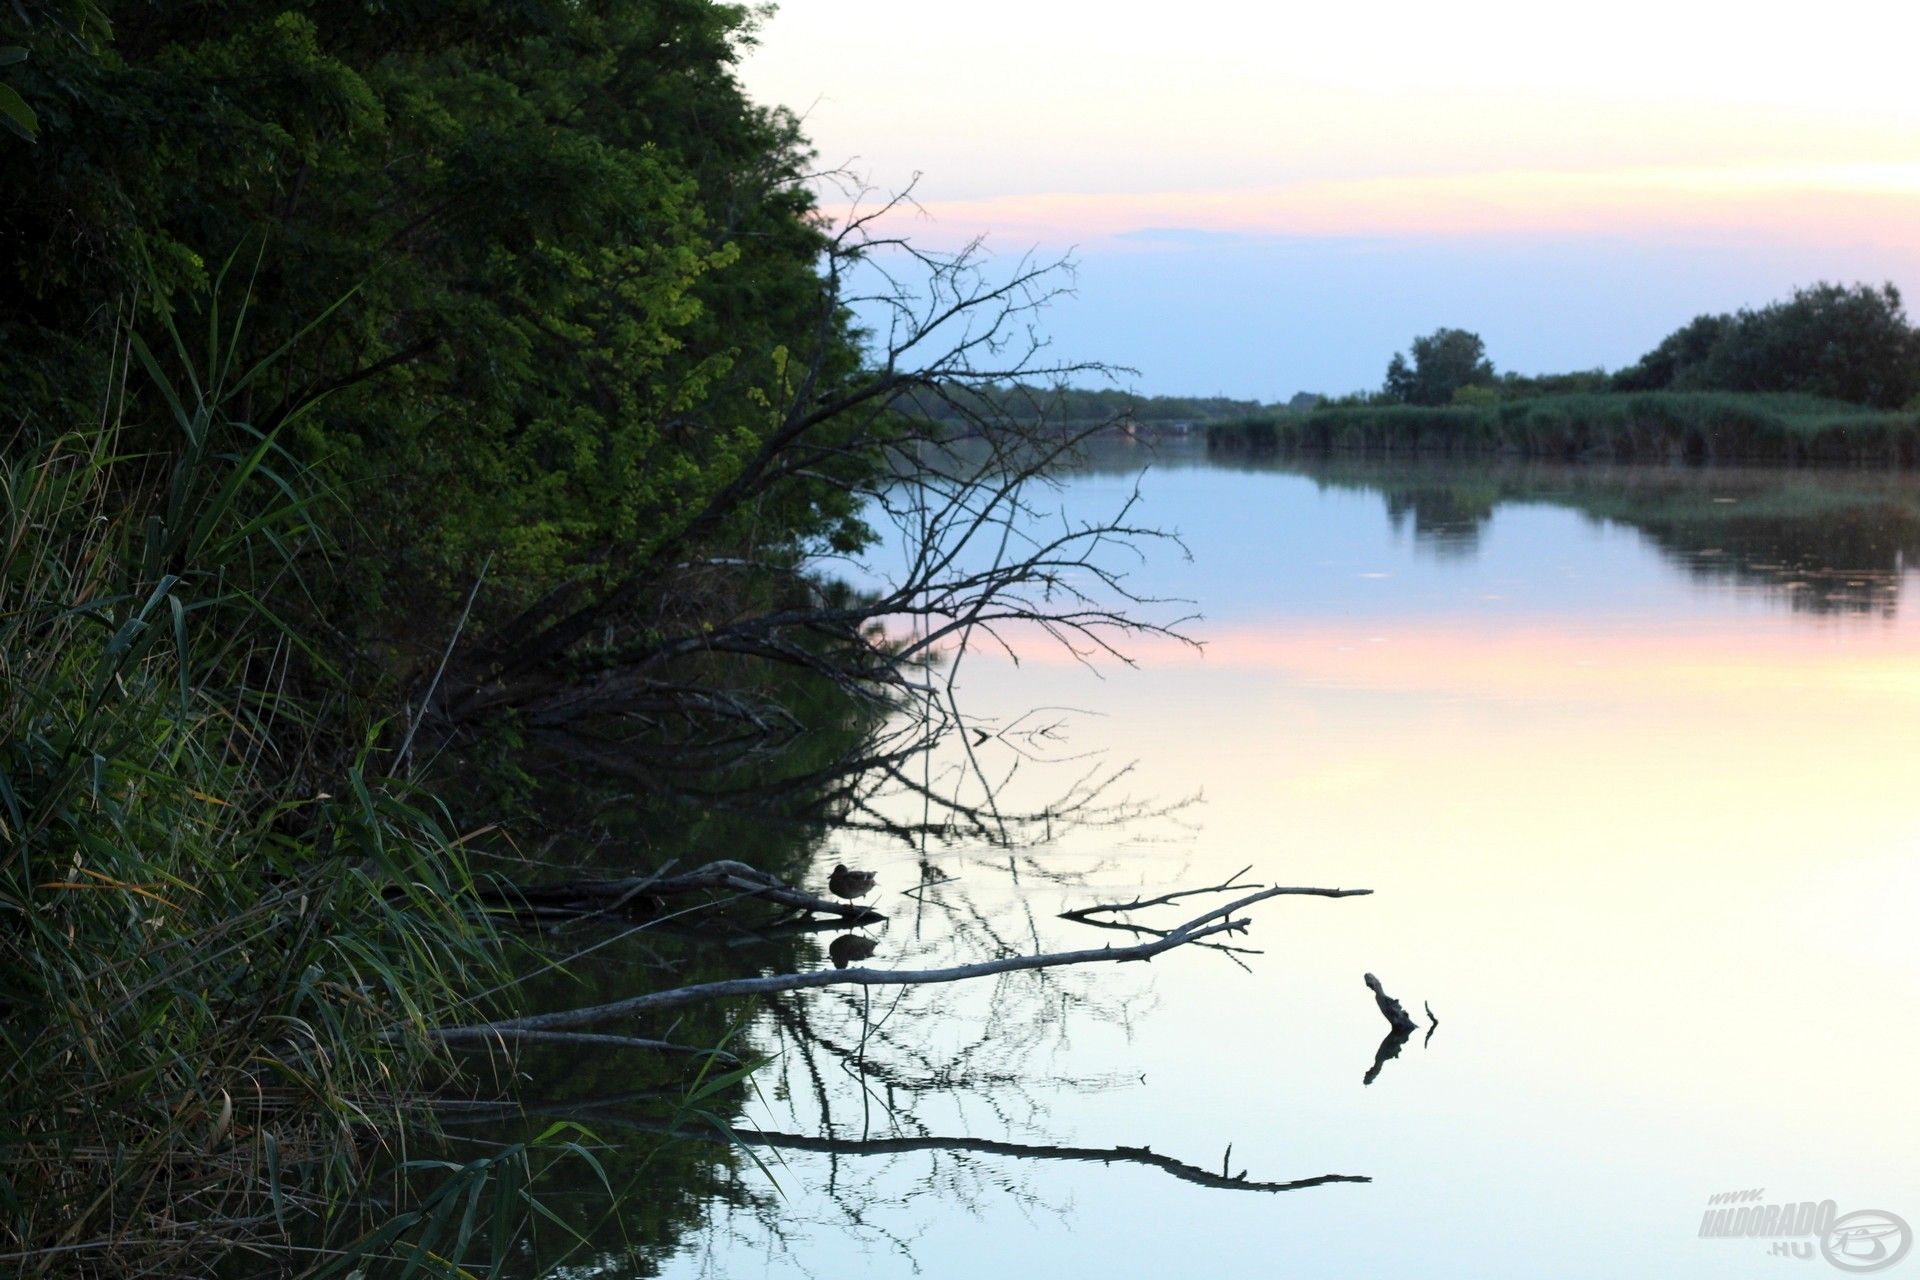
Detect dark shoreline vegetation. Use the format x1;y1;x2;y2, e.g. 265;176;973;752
1204;392;1920;464
3;2;1212;1275
1204;282;1920;463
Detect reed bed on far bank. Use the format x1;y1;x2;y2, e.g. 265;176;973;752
0;301;566;1277
1206;392;1920;464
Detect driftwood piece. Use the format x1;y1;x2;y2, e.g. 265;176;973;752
1363;972;1417;1035
426;884;1370;1041
1362;972;1417;1087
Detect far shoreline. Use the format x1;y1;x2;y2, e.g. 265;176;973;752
1202;391;1920;467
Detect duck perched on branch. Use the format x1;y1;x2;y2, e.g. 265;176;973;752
828;863;877;902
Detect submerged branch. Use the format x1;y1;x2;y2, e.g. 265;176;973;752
1364;972;1418;1035
573;1111;1371;1195
1362;972;1419;1086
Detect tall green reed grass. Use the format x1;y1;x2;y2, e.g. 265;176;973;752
1207;391;1920;463
0;270;587;1276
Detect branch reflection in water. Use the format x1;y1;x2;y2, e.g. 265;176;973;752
432;699;1390;1276
486;1105;1373;1194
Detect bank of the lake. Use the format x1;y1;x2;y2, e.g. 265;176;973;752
1206;391;1920;464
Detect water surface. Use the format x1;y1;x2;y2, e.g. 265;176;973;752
534;445;1920;1278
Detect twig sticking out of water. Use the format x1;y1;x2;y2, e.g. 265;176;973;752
1362;973;1418;1087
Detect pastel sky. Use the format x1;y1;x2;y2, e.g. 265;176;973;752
740;1;1920;398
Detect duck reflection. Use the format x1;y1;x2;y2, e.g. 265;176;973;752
827;932;879;970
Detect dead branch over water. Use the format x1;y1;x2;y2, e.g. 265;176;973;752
424;884;1370;1041
411;180;1201;760
1057;865;1263;922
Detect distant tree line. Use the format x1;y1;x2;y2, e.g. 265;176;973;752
1611;282;1920;408
849;281;1920;433
1368;282;1920;410
898;382;1270;427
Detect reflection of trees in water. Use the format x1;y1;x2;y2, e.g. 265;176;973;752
1020;436;1920;613
709;717;1209;1270
440;707;1358;1277
1295;459;1920;616
1582;500;1915;618
1381;488;1496;559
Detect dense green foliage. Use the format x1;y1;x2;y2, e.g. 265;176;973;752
1380;327;1497;406
1207;391;1920;463
2;0;867;632
1612;283;1920;408
16;2;1916;1263
1612;314;1734;394
1496;367;1613;398
0;0;908;1271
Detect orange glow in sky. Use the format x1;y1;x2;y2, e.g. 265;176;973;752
742;1;1920;393
860;165;1920;250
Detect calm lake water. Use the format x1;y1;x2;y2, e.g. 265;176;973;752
517;444;1920;1278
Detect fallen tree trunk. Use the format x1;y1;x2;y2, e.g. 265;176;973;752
424;884;1369;1041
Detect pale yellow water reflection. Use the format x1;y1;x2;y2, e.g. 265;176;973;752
662;452;1920;1279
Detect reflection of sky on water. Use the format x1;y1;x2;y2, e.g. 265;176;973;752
661;452;1920;1279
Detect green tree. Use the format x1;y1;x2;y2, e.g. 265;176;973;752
1614;283;1920;407
1381;327;1496;405
1702;282;1920;408
1612;313;1732;391
0;0;868;634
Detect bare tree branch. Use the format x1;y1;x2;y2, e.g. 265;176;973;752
424;885;1371;1038
1059;866;1261;922
412;179;1195;760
